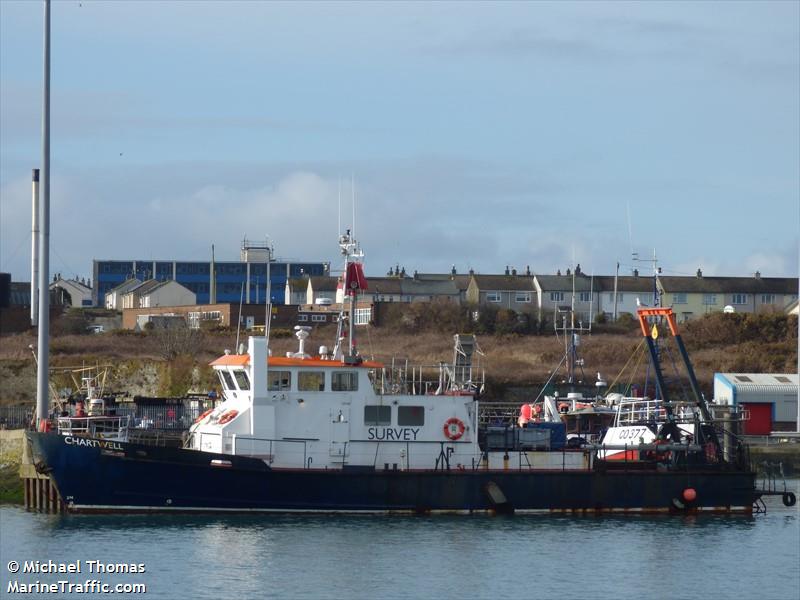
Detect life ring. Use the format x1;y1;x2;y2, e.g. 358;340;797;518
443;417;465;441
218;410;239;425
557;402;570;413
194;409;213;424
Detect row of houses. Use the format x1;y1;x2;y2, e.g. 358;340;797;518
288;268;798;323
105;278;196;310
34;267;800;327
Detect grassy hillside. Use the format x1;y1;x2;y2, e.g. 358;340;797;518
0;312;796;405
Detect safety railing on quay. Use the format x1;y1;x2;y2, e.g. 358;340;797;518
0;406;33;429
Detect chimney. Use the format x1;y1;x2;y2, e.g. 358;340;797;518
557;269;561;276
511;268;517;276
754;271;761;280
633;268;639;278
566;268;571;277
504;265;510;276
469;268;474;276
413;270;418;280
696;268;703;278
525;265;531;276
575;263;581;276
451;264;456;276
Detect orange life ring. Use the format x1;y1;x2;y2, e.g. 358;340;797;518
443;417;466;441
218;410;239;425
195;409;213;424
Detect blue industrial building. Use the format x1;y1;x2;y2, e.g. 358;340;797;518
93;245;329;307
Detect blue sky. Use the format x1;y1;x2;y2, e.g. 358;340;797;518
1;1;798;281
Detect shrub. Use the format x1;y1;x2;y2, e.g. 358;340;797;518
148;322;204;360
474;304;498;335
158;355;195;397
51;309;89;336
381;300;470;334
684;312;797;349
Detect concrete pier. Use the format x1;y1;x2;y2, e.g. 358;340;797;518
8;429;65;513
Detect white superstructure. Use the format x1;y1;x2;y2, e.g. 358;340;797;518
187;330;589;472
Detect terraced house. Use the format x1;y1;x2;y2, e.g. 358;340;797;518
657;271;798;321
466;272;537;314
533;267;595;324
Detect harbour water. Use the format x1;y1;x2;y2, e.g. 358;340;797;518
1;480;798;600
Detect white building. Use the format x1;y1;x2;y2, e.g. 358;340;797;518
104;278;142;310
49;278;93;308
713;373;798;435
122;279;196;309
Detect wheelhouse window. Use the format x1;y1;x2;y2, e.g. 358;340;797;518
398;406;425;426
233;370;250;391
298;371;325;391
219;371;236;391
268;370;291;391
364;405;391;426
332;371;358;391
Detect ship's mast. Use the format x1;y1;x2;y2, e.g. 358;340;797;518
554;267;591;387
333;229;365;362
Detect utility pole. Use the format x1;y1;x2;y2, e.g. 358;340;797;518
36;0;51;428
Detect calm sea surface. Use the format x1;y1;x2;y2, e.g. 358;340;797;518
1;480;798;600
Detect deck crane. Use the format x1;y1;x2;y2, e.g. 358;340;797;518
637;307;723;462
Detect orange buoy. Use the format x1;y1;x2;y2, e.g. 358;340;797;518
682;488;697;503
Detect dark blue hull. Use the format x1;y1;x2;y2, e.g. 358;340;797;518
28;433;758;514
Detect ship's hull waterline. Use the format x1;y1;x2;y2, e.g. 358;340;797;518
29;433;758;515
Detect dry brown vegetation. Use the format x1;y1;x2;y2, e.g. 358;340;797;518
0;311;796;405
